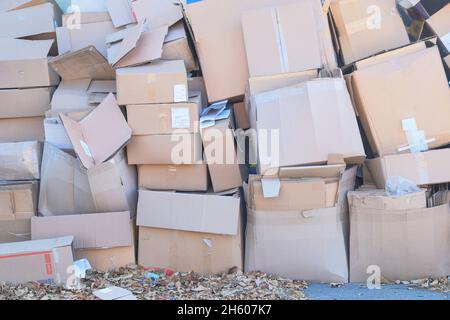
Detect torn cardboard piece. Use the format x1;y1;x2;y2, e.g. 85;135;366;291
106;0;136;28
93;286;136;300
162;21;198;72
60;93;132;169
132;0;182;29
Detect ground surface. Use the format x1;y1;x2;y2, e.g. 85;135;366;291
0;266;448;300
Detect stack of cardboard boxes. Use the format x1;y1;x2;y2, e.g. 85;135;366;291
0;0;449;286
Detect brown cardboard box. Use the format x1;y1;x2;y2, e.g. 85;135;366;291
254;77;365;173
137;189;243;274
0;3;57;38
31;211;135;271
39;143;137;217
348;191;450;282
0;181;38;243
245;166;356;283
50;46;115;81
162;21;198;72
201;115;243;193
348;189;427;211
56;21;116;57
330;0;410;65
186;0;330;102
242;1;336;77
232;102;250;131
0;0;60;12
138;164;208;191
127;133;203;165
126;95;201;135
366;149;450;188
351;46;450;157
188;77;208;107
0;117;44;143
0;141;42;180
60;93;131;169
0;87;54;119
0;236;74;285
0;38;59;89
427;4;450;53
75;246;135;272
116;60;188;105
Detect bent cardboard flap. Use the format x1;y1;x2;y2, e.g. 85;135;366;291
31;211;133;249
132;0;182;29
107;0;136;28
0;236;74;255
107;21;147;67
50;46;115;80
60;93;132;169
137;190;240;236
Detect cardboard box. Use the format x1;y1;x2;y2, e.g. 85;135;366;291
60;93;131;169
50;46;115;81
366;149;450;188
126;94;201;136
132;0;182;29
39;143;137;216
254;77;365;173
427;4;450;54
75;246;135;272
137;189;243;274
0;3;57;38
0;181;38;243
0;0;61;12
106;0;135;28
0;38;59;89
348;191;450;282
127;133;203;165
106;22;167;68
0;117;44;143
0;87;54;119
0;141;42;180
138;164;208;192
62;12;111;27
162;21;198;72
330;0;410;65
245;166;357;283
116;60;188;105
348;189;427;211
242;1;335;77
351;46;450;157
186;0;331;102
56;21;116;57
232;102;250;131
0;236;74;285
201;115;243;193
31;211;135;271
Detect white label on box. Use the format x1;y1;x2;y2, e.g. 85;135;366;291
441;32;450;52
80;140;93;158
173;84;187;102
171;107;190;129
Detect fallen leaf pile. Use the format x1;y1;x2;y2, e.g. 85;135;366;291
0;265;308;300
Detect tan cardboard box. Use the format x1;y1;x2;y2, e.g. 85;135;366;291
126;94;201;135
245;165;357;283
348;191;450;282
330;0;410;65
0;38;59;89
201;116;243;193
351;46;450;157
39;143;137;217
186;0;333;102
162;21;198;72
75;246;135;272
0;117;45;143
0;87;54;119
0;141;42;180
254;77;365;173
137;189;243;274
132;0;182;29
242;1;335;77
106;0;136;28
232;102;250;131
116;60;188;105
0;236;74;285
426;4;450;46
0;181;38;243
366;148;450;188
127;133;203;165
138;164;208;192
31;211;135;271
348;189;427;211
56;21;116;57
0;0;61;12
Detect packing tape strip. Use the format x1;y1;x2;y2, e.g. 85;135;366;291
272;8;289;73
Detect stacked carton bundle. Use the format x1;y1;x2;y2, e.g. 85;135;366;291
0;0;450;287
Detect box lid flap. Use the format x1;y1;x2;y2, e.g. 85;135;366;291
60;93;131;169
132;0;182;29
107;21;146;66
0;38;53;60
137;190;240;236
279;164;346;179
165;21;186;43
31;212;133;249
0;236;74;256
106;0;136;28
